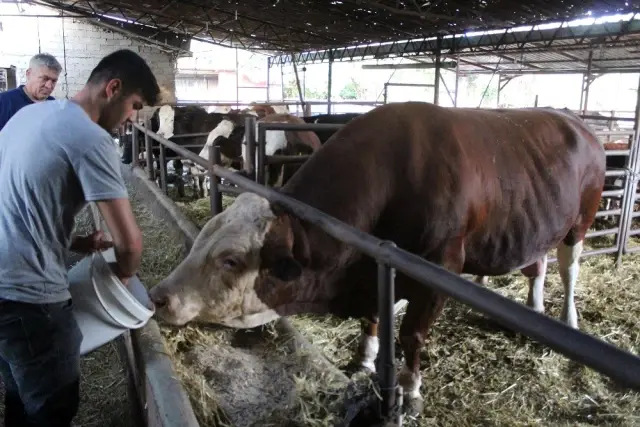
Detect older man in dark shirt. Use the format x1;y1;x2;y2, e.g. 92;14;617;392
0;53;62;131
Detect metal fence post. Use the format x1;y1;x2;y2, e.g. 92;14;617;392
244;115;257;182
377;240;399;421
619;129;640;262
159;145;167;194
257;123;266;185
131;124;139;169
145;118;154;180
209;145;223;215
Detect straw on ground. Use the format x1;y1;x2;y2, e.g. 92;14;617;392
169;190;640;427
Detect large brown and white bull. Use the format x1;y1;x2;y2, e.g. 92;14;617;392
149;102;605;409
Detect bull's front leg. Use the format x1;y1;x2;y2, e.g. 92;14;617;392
397;292;447;415
398;241;463;415
348;300;409;375
347;317;380;375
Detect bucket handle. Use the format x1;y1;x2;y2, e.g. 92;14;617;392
91;254;146;330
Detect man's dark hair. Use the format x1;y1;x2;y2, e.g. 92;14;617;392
86;49;160;106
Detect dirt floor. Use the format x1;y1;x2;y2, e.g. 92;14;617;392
171;186;640;427
0;205;135;427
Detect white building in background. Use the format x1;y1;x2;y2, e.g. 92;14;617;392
0;3;177;99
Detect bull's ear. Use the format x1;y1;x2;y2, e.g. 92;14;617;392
270;256;302;282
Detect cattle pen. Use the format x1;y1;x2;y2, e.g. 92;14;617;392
6;1;640;426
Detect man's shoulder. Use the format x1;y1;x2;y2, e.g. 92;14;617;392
0;87;24;102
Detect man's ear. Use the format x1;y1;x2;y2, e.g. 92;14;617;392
105;79;122;100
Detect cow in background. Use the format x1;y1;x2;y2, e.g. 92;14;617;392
188;112;322;198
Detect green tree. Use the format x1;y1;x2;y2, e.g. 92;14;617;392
339;77;365;100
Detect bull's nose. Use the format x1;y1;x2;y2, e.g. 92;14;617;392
150;289;169;308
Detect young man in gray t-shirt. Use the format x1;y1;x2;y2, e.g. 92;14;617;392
0;49;160;427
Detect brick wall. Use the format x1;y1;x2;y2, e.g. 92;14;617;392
0;11;176;100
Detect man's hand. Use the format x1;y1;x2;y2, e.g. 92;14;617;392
70;230;113;254
108;262;132;286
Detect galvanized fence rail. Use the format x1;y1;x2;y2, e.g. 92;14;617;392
127;117;640;425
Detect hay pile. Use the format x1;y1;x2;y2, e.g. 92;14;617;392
129;187;359;427
289;241;640;427
176;193;640;426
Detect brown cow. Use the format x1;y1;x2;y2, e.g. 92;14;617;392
149;102;605;409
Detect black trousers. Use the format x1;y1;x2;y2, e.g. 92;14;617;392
0;298;82;427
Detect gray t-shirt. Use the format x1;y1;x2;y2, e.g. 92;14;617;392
0;99;128;304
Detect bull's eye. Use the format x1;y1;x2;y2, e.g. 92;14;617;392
223;258;238;269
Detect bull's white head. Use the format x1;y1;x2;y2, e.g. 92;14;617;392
149;192;310;328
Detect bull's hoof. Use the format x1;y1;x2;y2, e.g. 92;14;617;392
342;360;375;377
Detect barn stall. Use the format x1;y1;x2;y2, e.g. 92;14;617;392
125;3;640;426
5;0;640;426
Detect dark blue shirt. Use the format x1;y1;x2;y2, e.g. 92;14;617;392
0;85;55;131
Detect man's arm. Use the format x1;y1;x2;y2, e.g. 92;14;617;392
95;198;142;279
73;135;142;281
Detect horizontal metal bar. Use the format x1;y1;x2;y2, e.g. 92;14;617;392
168;132;211;139
548;245;619;264
156;144;205;151
205;163;640;391
606;170;627;177
595;209;621;218
581;115;637;122
583;246;619;257
585;228;619;239
260;122;345;131
605;150;630;156
602;189;625;198
173;100;382;107
596;130;635;136
384;83;436;88
625;245;640;253
462;68;640;76
265;155;312;165
363;62;456;70
627;228;640;237
632;211;640;218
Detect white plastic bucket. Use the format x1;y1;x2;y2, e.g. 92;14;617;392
68;251;155;356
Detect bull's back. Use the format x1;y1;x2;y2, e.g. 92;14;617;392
284;102;605;275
